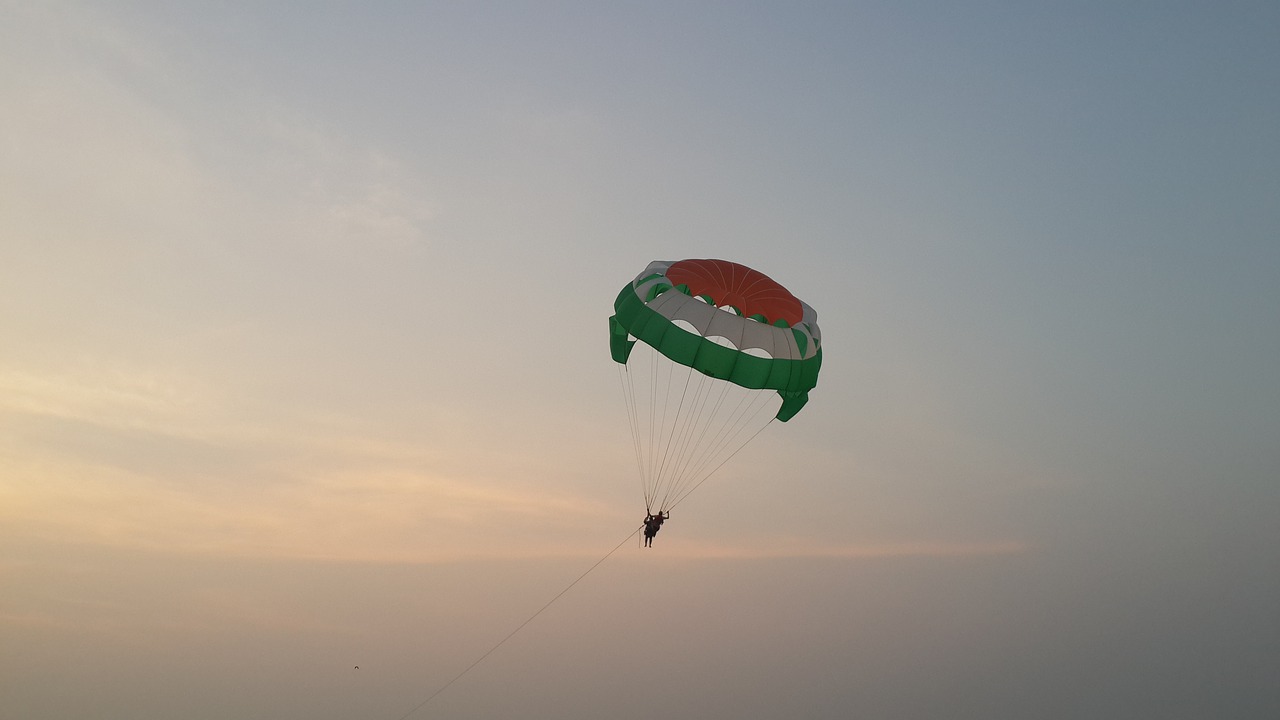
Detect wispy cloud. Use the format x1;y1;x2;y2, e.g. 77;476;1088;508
0;363;617;563
2;3;435;263
661;539;1029;561
0;366;204;429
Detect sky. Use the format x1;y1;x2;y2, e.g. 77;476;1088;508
2;1;1278;718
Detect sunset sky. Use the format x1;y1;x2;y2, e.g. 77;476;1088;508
3;2;1278;719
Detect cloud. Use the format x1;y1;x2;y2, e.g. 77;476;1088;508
253;118;436;250
0;361;619;563
0;366;203;429
0;6;463;567
0;462;619;564
648;538;1029;561
1;4;435;265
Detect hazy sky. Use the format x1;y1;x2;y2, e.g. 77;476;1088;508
3;2;1278;719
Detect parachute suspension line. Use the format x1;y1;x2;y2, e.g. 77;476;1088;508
647;352;672;512
649;351;674;512
666;416;778;513
652;356;697;510
678;387;777;495
394;526;642;720
652;361;701;512
617;365;650;512
660;376;736;509
620;341;784;514
618;346;673;515
662;385;779;512
655;369;717;512
673;375;752;502
621;343;682;515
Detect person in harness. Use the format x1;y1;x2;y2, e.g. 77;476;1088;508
642;510;669;547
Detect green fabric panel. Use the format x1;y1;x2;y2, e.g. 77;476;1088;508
791;328;809;357
645;283;672;302
725;346;773;388
776;392;809;422
686;337;731;379
768;351;792;385
800;347;824;390
656;318;703;366
610;283;821;420
609;316;635;364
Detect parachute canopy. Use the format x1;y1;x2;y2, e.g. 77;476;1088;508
609;259;822;513
610;259;822;420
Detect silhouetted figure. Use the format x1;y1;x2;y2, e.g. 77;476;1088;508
643;511;669;547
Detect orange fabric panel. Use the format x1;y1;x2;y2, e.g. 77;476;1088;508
666;258;804;326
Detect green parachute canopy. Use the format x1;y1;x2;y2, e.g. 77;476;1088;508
609;259;823;513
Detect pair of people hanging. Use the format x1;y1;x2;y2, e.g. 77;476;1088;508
642;510;669;547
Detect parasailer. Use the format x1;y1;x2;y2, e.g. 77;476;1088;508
642;511;669;547
610;259;822;535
